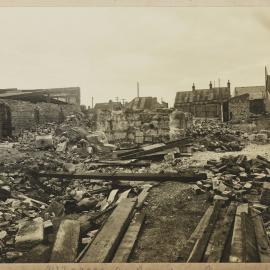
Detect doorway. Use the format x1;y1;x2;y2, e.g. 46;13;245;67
0;103;12;137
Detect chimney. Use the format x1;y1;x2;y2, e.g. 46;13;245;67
209;81;212;89
227;80;231;90
192;83;195;91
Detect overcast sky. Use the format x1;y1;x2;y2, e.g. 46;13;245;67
0;7;270;106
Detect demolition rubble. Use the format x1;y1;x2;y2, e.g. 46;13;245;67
1;109;270;263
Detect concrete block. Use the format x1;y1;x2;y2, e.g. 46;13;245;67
15;218;44;249
35;135;53;149
50;219;80;262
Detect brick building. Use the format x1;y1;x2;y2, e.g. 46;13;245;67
0;88;81;137
174;81;231;122
234;86;266;115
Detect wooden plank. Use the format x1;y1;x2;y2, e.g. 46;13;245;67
50;219;80;263
120;137;191;159
112;212;145;262
251;207;270;262
261;182;270;205
116;189;131;204
204;208;226;261
100;189;119;211
187;200;223;262
241;212;259;262
33;171;207;182
206;203;237;262
91;160;151;167
136;187;151;209
80;198;137;263
229;203;248;262
178;205;214;262
75;230;99;263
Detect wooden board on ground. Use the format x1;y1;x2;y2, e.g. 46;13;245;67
178;205;214;262
50;219;80;263
187;200;223;262
116;189;131;204
206;202;237;262
251;207;270;262
241;212;259;262
136;187;151;209
229;203;248;263
80;198;137;263
112;212;145;262
100;189;119;211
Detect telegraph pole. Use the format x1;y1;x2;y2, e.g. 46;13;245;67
137;82;140;98
91;96;94;109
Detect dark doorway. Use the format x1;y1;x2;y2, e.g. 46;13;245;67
0;103;12;137
222;101;229;122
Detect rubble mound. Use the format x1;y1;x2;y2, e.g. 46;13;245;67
186;119;244;152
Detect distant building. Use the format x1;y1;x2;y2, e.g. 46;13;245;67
174;81;231;122
94;100;122;111
125;97;168;111
234;86;266;115
21;87;81;105
0;87;81;137
228;66;270;121
0;87;81;105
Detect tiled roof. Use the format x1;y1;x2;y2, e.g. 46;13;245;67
125;97;163;110
174;87;231;106
235;86;265;100
94;102;122;110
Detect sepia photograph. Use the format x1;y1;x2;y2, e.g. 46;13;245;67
0;2;270;266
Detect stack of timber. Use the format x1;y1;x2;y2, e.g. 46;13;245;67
178;201;270;262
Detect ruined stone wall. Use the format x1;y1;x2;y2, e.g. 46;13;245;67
95;109;173;143
169;110;193;140
229;94;250;122
0;99;80;136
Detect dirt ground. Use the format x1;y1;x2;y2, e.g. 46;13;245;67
130;142;270;262
130;182;209;262
190;142;270;167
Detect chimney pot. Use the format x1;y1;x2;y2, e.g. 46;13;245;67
227;80;231;89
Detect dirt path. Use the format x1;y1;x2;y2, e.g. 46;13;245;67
129;182;209;262
189;142;270;167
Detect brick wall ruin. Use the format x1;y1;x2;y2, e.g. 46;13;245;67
92;108;192;144
229;94;250;122
0;99;81;136
94;109;171;143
